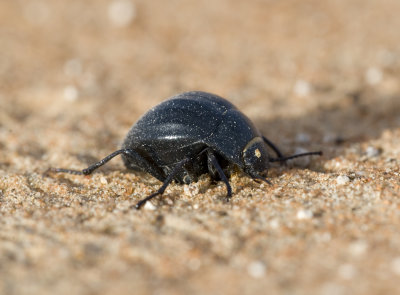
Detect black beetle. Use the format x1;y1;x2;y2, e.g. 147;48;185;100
51;91;322;209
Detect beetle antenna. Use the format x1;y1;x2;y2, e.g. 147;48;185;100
270;151;322;162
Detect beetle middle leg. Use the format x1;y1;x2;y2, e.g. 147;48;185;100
206;149;232;201
134;157;191;209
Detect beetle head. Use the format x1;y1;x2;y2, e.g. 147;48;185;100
242;137;269;177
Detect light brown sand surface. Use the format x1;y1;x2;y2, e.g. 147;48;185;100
1;1;400;294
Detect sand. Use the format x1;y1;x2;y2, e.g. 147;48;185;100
1;0;400;294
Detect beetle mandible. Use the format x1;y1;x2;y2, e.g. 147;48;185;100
51;91;322;209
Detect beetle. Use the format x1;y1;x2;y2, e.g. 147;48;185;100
51;91;322;209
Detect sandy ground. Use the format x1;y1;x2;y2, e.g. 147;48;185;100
1;0;400;294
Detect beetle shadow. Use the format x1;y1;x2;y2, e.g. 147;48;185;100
253;90;400;164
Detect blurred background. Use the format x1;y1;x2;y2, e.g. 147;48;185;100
2;0;400;153
1;1;400;294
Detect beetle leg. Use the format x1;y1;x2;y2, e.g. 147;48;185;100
134;157;191;209
248;171;272;185
206;150;232;201
122;149;166;181
262;136;284;158
49;148;165;181
49;149;131;175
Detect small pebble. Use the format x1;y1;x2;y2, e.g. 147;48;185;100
247;261;266;278
297;209;313;220
391;257;400;276
365;146;381;157
143;201;156;211
63;85;79;101
183;184;199;197
108;0;136;27
336;175;350;185
293;79;311;97
269;219;280;229
355;171;366;177
365;67;383;85
348;240;368;256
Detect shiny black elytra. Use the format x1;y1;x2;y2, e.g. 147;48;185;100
51;91;322;209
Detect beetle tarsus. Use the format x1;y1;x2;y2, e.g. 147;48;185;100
48;167;84;175
134;191;161;209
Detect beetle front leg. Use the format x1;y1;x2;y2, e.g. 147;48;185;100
206;150;232;201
